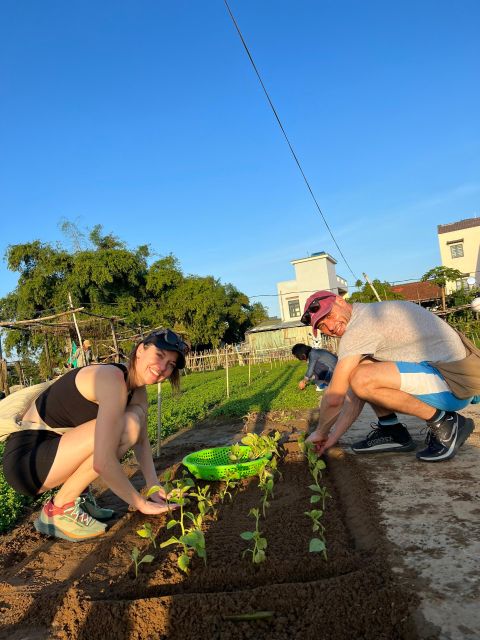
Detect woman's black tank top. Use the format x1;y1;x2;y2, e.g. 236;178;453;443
35;364;132;429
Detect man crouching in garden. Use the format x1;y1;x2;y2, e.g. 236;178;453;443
301;290;477;462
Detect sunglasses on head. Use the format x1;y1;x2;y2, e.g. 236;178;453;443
300;294;334;326
146;329;188;354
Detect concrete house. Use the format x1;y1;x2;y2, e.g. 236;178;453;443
245;251;347;353
277;251;348;322
438;217;480;292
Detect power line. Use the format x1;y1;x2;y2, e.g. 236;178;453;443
223;0;358;281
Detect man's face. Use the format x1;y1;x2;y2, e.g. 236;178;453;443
315;299;352;337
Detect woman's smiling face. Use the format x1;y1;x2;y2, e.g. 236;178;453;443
135;343;178;385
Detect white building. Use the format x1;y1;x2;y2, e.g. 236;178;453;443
277;251;348;322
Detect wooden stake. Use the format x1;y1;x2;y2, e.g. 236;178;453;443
248;355;251;386
156;382;162;458
226;351;230;398
68;293;85;367
110;319;120;363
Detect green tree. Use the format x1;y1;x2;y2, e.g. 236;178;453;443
349;279;404;303
421;266;464;311
0;227;267;362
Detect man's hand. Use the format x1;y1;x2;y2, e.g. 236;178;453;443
306;430;328;455
298;380;307;390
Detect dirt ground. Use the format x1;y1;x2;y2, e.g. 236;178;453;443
0;404;478;640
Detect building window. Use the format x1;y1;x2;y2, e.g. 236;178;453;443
288;299;301;318
450;243;464;259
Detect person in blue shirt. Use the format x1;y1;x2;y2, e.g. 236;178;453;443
292;343;338;392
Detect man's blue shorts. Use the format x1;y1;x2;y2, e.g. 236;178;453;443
395;361;473;411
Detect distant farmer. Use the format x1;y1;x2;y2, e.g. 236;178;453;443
300;291;476;462
292;343;338;392
2;329;188;542
82;339;94;366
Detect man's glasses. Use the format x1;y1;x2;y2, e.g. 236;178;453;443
300;294;334;326
147;329;188;354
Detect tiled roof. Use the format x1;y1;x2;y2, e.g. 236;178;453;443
390;281;442;302
246;318;305;333
438;217;480;234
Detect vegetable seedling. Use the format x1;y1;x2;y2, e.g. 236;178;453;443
241;431;281;460
228;443;243;462
258;465;275;517
241;507;267;564
136;521;156;548
219;468;238;503
131;546;154;578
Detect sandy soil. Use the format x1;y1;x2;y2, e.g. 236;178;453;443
0;405;478;639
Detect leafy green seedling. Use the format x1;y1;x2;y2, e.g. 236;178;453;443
309;485;331;509
228;443;244;462
241;431;281;460
258;465;275;517
159;474;207;573
191;484;215;518
304;509;325;534
219;468;238;503
136;521;156;548
241;507;267;564
131;546;154;578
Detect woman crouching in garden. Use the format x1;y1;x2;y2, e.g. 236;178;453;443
2;329;187;542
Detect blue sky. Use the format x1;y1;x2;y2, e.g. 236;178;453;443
1;0;479;317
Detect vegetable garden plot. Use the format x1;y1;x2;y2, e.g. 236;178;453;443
2;438;418;640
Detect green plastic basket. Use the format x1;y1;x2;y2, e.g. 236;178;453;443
182;446;271;481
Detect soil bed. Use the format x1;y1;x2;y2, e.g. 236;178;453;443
0;416;419;640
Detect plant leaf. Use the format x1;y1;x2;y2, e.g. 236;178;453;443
240;531;254;540
160;536;179;548
309;538;326;553
136;529;149;538
310;495;321;504
146;485;163;498
166;519;178;529
139;554;154;564
178;554;190;573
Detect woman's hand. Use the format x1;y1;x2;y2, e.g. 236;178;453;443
137;498;178;515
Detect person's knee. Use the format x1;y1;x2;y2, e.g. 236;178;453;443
350;365;376;398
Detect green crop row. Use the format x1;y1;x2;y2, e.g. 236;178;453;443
0;360;319;532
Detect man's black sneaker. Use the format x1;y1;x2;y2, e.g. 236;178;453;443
416;412;474;462
351;423;416;454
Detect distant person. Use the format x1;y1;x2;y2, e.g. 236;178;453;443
2;329;188;542
292;343;337;392
82;339;94;366
300;291;476;462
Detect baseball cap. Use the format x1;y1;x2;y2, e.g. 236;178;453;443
301;291;336;336
143;329;188;369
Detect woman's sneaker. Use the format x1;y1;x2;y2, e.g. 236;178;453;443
351;422;416;453
34;498;107;542
416;412;474;462
80;489;115;521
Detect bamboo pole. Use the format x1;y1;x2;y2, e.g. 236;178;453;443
110;319;120;363
248;355;251;386
362;273;382;302
225;351;230;398
68;293;85;367
156;382;162;458
0;359;9;396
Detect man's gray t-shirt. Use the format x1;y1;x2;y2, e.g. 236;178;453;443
338;301;466;363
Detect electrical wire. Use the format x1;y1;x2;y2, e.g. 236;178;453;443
223;0;358;281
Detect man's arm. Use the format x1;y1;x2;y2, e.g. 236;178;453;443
307;354;362;450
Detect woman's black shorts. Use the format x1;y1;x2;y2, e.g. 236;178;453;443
3;430;61;497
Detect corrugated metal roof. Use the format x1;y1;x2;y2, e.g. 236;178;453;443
391;281;442;302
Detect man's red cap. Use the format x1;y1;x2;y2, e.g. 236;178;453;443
302;291;336;336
